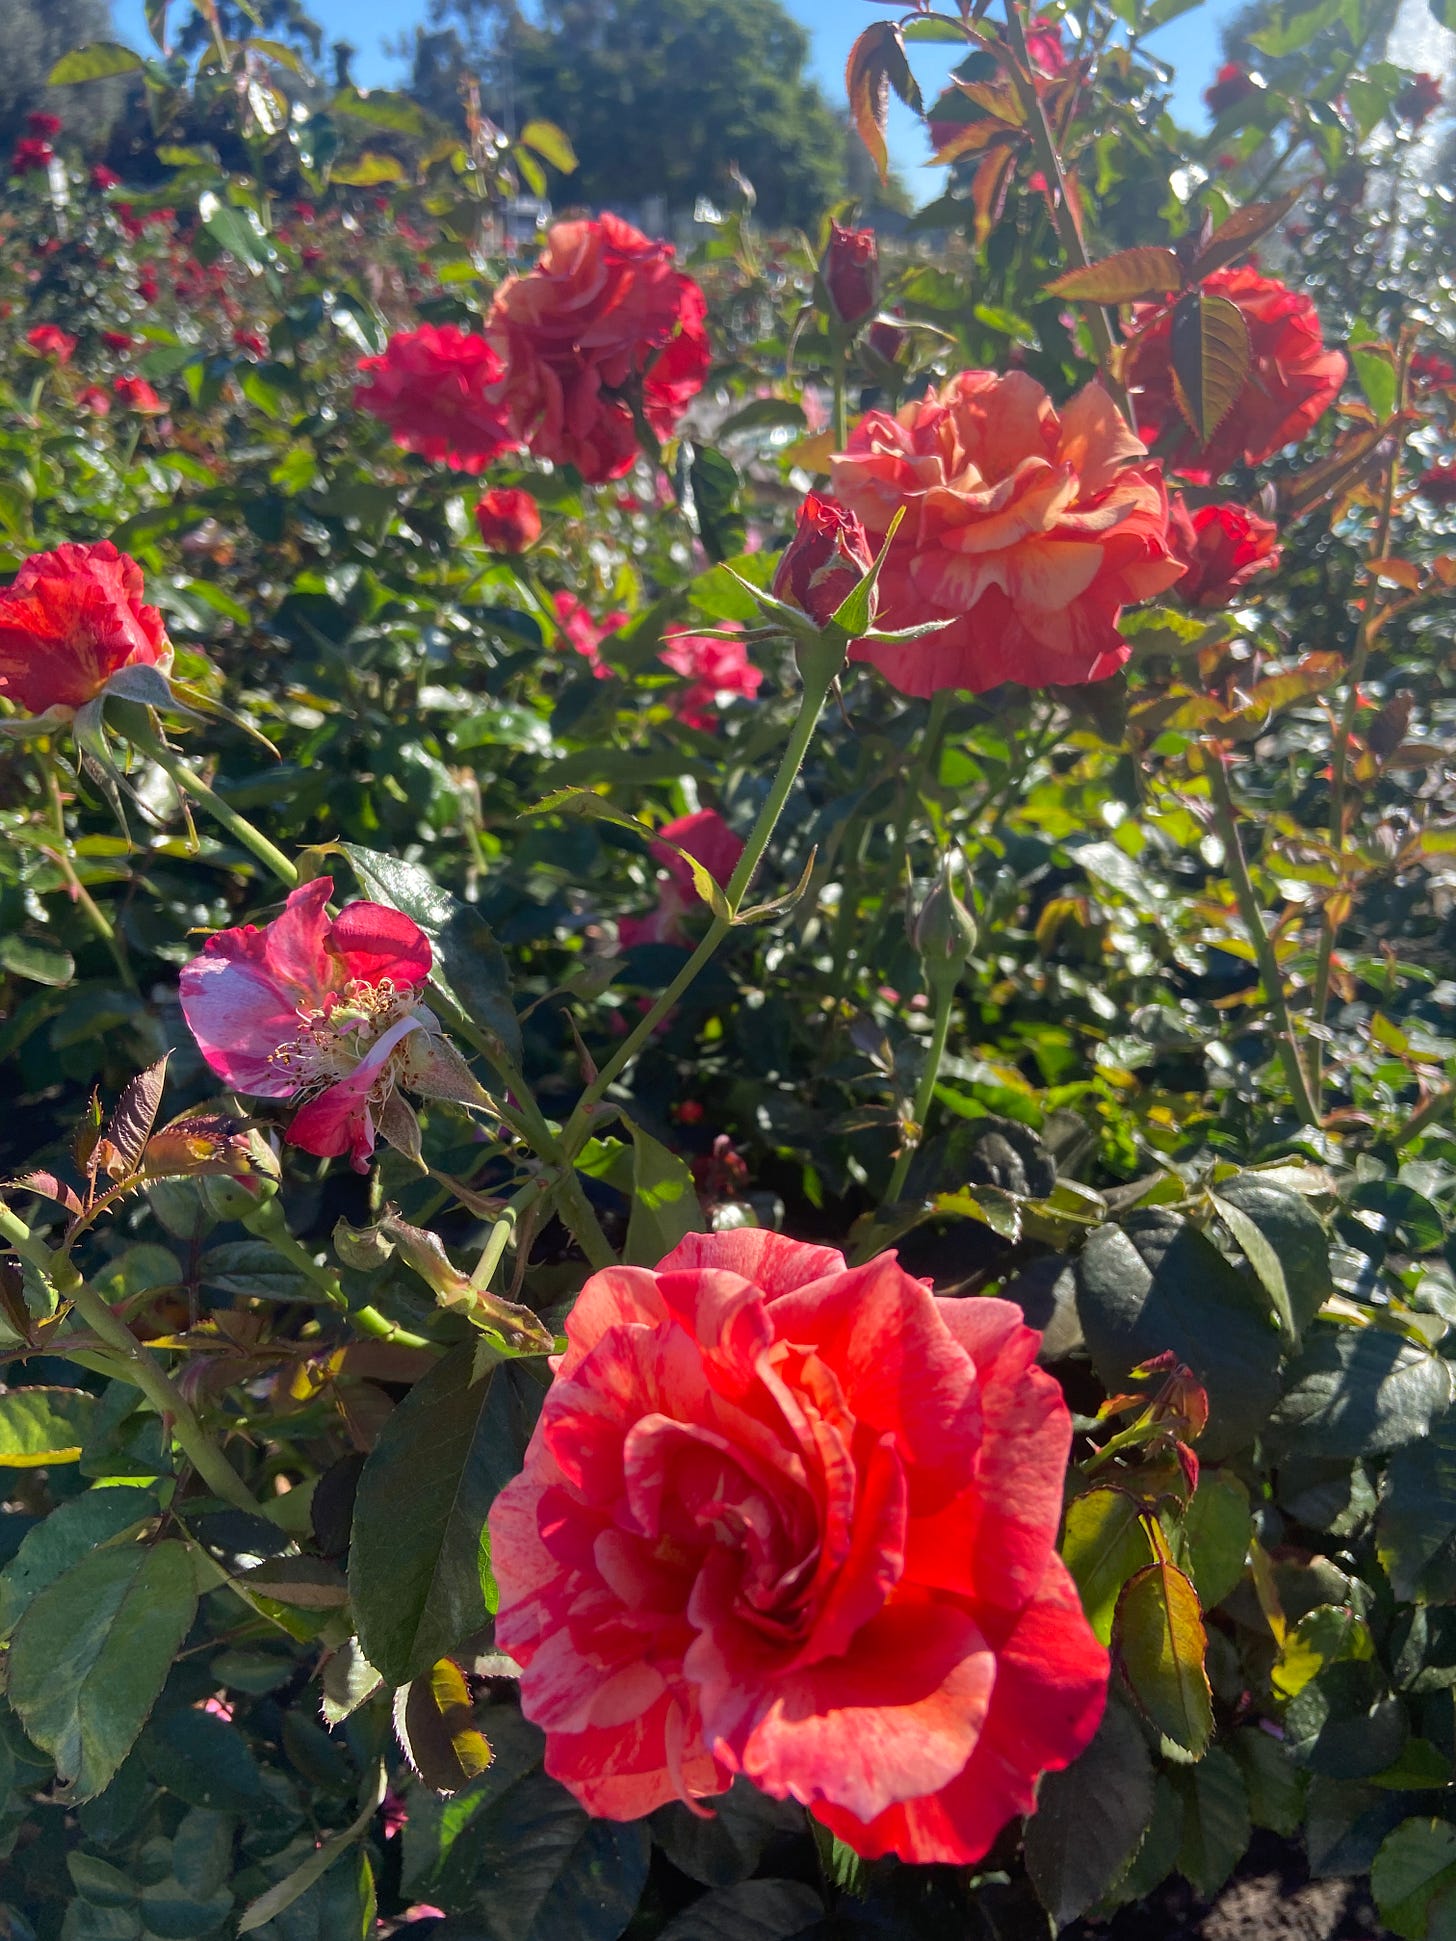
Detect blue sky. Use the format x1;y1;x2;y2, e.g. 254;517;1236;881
113;0;1236;178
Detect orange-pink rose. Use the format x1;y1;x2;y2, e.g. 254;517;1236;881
830;371;1184;695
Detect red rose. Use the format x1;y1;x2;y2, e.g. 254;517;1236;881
1417;462;1456;506
354;324;519;475
77;386;111;417
830;372;1183;695
823;222;880;331
474;487;542;555
489;1228;1107;1861
101;330;133;353
233;327;268;359
658;622;762;731
90;163;121;192
25;324;77;364
26;113;61;140
619;809;744;948
1397;71;1443;126
487;214;710;483
1168;495;1281;607
1412;351;1456;387
10;136;53;176
1204;63;1259;116
0;541;171;717
771;493;875;629
113;375;165;416
1125;267;1347;483
553;591;626;679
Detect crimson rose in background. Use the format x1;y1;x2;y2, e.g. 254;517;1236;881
1168;496;1281;607
354;324;518;474
1124;268;1346;483
180;878;483;1172
489;1229;1106;1862
26;323;76;364
475;487;542;555
829;372;1183;694
658;623;762;731
618;808;744;949
0;541;171;720
488;214;709;483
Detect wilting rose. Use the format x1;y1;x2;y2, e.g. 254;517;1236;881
488;214;710;483
658;623;762;731
26;324;76;364
830;371;1183;695
618;809;744;949
113;375;166;416
0;542;171;718
823;223;879;331
180;878;483;1173
354;324;518;474
1396;71;1443;126
1124;267;1347;483
1168;495;1281;607
475;487;542;555
1204;63;1258;116
1417;462;1456;506
771;493;875;628
489;1228;1107;1862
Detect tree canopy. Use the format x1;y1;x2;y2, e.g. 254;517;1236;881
0;0;119;148
422;0;849;226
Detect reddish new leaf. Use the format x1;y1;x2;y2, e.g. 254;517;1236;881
4;1172;83;1217
1047;247;1183;305
101;1055;170;1179
1194;185;1306;280
846;21;920;184
1170;290;1252;444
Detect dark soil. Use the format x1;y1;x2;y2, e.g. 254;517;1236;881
1068;1834;1389;1941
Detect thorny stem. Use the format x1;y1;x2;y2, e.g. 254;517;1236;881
1001;0;1131;421
241;1201;431;1348
561;650;843;1160
1206;751;1323;1129
129;719;300;890
0;1200;260;1515
470;1173;554;1289
40;760;135;989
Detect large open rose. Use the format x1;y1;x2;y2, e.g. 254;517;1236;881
0;541;171;719
489;1229;1107;1864
488;214;709;483
354;324;518;474
829;371;1183;695
1124;267;1347;483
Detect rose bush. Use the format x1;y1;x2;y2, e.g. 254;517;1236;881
0;3;1454;1938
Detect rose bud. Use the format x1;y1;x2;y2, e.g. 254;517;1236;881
823;221;880;332
911;851;979;996
1396;71;1442;126
1204;63;1259;116
474;486;543;555
1168;495;1281;608
772;493;875;630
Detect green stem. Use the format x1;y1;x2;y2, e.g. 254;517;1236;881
41;761;135;989
128;720;299;890
1002;0;1130;420
1206;751;1322;1129
561;650;842;1158
882;977;957;1212
889;693;950;888
0;1201;259;1514
240;1203;432;1348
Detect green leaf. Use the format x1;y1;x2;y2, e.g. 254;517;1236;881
1273;1604;1375;1699
1076;1211;1283;1456
1024;1699;1156;1925
141;1706;269;1810
623;1120;703;1266
1169;289;1252;444
1174;1748;1250;1897
517;119;577;173
239;1765;385;1933
1231;1726;1304;1836
1372;1819;1456;1941
1046;247;1183;304
656;1880;826;1940
1352;342;1398;420
400;1703;546;1904
685;445;745;566
1285;1659;1408;1780
349;1346;540;1686
8;1539;197;1800
0;1387;98;1465
330;88;431;136
342;845;522;1066
330;153;407;187
452;1766;650;1941
1178;1468;1250;1610
1113;1559;1213;1755
0;1485;156;1641
0;933;76;987
393;1661;492;1795
197;193;273;274
1379;1411;1456;1599
1268;1324;1453;1460
49;41;145;82
1212;1175;1332;1345
1061;1488;1157;1646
